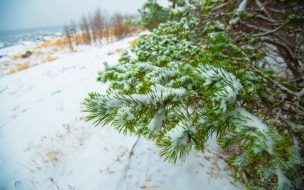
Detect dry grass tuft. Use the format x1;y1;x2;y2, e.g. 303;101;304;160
12;54;22;60
52;47;59;52
33;50;44;56
116;48;123;53
17;61;30;70
107;51;114;55
108;48;123;56
9;69;17;74
9;61;30;74
129;38;139;47
38;38;66;50
42;56;58;63
45;150;60;166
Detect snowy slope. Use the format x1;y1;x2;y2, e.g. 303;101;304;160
0;36;244;190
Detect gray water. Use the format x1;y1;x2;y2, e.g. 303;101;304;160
0;25;65;49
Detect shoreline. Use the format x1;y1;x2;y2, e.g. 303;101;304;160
0;25;64;49
0;37;70;76
0;26;144;77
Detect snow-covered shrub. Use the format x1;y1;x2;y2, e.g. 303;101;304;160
84;1;304;189
127;0;170;31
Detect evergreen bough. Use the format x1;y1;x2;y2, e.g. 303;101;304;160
83;1;304;189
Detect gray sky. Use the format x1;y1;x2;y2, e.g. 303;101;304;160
0;0;170;31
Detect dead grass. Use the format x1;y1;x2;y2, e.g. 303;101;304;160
17;61;30;70
9;61;30;74
33;50;44;56
38;38;66;50
116;48;123;53
103;28;115;39
52;47;59;52
42;56;58;63
107;48;124;56
129;38;139;47
36;26;141;50
12;54;22;60
9;69;16;74
45;150;60;166
8;51;58;75
7;46;60;75
4;25;142;76
12;51;32;60
107;51;114;55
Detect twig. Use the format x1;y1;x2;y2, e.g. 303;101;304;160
255;14;279;24
129;135;140;159
252;66;302;99
260;36;297;62
253;25;284;37
240;172;248;184
275;109;282;123
207;148;228;161
255;0;272;19
211;2;230;12
230;0;249;25
207;148;245;187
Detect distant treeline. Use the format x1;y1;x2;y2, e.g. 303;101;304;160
63;8;140;50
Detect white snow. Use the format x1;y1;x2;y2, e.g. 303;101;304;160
123;107;134;121
20;41;36;46
229;107;274;155
167;120;197;147
55;32;62;37
0;44;33;57
296;88;304;98
229;0;248;25
204;70;217;86
102;84;187;110
276;168;291;190
147;108;165;135
115;107;135;125
0;35;243;189
43;36;52;41
200;65;243;111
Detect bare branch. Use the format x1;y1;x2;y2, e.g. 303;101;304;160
255;0;272;19
255;14;279;24
211;2;230;12
229;0;249;25
260;37;296;62
253;25;284;36
252;66;303;99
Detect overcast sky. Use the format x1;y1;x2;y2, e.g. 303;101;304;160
0;0;170;31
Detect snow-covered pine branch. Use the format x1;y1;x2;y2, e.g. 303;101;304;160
84;1;304;189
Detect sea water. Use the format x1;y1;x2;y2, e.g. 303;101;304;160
0;25;64;49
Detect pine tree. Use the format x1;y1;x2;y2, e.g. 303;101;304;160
132;0;170;31
83;0;304;189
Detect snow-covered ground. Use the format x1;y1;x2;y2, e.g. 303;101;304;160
0;35;244;190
